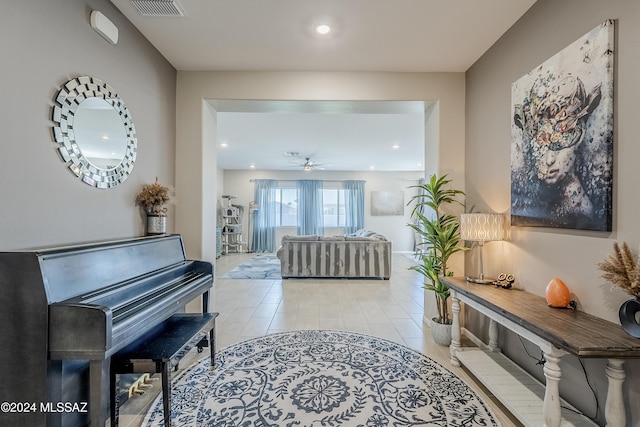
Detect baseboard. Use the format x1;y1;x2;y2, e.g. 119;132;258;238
423;314;430;327
461;327;490;350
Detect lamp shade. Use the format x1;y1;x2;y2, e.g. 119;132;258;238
459;213;505;242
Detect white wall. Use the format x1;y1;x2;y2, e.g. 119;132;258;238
175;71;466;262
466;1;640;424
221;169;424;252
0;0;176;250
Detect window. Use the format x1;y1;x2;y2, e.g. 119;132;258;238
322;188;345;227
275;188;297;227
275;187;345;227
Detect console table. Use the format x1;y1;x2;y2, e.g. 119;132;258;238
443;277;640;427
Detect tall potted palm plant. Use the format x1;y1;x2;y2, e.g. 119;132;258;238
408;174;466;346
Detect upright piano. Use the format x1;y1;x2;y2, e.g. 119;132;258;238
0;234;213;427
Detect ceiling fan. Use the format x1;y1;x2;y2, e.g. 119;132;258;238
286;153;330;171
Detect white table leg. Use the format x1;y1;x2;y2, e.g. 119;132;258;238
488;318;499;352
541;345;566;427
605;358;625;427
450;290;461;367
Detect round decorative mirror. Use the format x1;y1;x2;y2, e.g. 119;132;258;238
51;76;137;188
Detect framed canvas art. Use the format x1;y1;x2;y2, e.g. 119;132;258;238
511;20;614;231
371;191;404;216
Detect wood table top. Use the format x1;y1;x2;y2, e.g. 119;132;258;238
442;277;640;358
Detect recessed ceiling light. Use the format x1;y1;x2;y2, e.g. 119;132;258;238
392;144;400;149
220;142;228;148
249;164;255;169
315;24;331;35
369;166;375;170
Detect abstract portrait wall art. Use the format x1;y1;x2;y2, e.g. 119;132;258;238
511;20;614;231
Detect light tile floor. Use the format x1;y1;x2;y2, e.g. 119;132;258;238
120;252;522;427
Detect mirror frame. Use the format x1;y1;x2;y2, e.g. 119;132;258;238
51;76;137;189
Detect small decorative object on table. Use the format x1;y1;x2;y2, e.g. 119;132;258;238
135;177;174;235
545;278;576;309
598;241;640;337
495;273;515;289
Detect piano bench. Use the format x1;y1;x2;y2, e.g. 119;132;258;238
110;312;219;427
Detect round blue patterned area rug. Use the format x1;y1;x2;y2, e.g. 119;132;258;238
142;330;499;427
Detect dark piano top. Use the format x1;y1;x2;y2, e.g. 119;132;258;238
10;234;191;303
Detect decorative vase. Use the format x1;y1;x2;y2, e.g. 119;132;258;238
430;318;452;346
146;214;167;235
619;297;640;338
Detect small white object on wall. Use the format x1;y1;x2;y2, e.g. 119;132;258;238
90;11;119;44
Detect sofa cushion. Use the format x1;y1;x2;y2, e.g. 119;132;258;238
345;236;376;241
318;235;345;241
282;235;319;241
351;230;387;240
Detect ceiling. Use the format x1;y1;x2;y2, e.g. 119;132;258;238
213;100;427;171
110;0;537;171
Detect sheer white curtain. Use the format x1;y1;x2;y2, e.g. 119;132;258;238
412;177;427;252
297;180;324;236
252;179;276;252
343;180;365;234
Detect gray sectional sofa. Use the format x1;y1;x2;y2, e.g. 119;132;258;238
276;229;391;279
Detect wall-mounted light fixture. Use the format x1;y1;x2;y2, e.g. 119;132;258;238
459;213;506;284
90;11;118;44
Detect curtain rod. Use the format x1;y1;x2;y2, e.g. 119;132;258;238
249;179;366;183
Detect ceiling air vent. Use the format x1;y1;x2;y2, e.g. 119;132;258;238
130;0;186;17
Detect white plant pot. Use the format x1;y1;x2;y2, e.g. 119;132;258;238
429;317;452;347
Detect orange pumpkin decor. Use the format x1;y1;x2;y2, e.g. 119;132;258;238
545;278;575;308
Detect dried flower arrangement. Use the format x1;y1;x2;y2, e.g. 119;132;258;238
135;177;174;216
597;242;640;298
